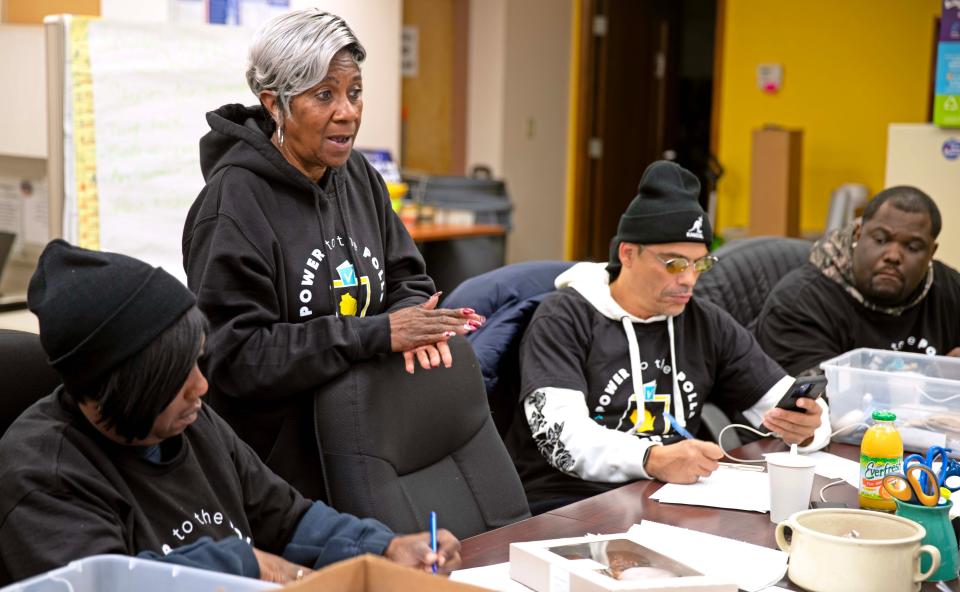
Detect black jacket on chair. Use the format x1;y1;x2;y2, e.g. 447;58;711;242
314;336;530;539
444;261;574;436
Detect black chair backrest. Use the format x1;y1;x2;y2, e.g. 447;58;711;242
0;330;61;436
314;336;530;538
694;236;813;332
692;237;812;445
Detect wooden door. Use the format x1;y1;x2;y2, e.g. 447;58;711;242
572;0;716;262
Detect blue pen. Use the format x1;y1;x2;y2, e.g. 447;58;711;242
665;411;695;440
429;511;438;574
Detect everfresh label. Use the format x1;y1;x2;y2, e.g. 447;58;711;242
860;455;900;499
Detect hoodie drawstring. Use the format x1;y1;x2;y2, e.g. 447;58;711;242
313;191;341;317
621;317;644;433
667;317;686;427
312;170;365;318
333;175;362;311
620;316;685;434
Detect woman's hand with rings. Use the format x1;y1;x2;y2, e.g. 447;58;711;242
390;293;485;373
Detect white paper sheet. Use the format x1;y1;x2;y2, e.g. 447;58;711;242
798;451;860;487
86;20;250;283
627;522;788;592
649;465;770;512
450;562;533;591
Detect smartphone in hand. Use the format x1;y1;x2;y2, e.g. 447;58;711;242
776;376;827;412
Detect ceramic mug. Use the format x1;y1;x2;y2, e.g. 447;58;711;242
775;508;940;592
895;499;960;582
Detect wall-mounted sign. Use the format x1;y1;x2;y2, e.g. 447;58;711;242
757;63;783;94
943;0;960;42
402;26;418;78
936;0;960;126
200;0;290;26
935;42;960;127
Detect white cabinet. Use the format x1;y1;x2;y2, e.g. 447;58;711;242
885;124;960;268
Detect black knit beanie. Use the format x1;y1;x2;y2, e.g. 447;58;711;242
607;160;712;275
28;239;196;392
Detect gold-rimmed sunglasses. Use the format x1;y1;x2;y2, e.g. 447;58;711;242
648;251;718;275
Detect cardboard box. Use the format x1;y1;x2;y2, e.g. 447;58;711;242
509;534;736;592
283;555;490;592
749;127;803;237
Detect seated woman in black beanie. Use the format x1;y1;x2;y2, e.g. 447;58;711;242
0;239;460;586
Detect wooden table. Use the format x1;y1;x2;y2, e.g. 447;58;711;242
404;222;505;243
461;440;960;591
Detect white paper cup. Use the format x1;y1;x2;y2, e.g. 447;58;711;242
767;452;817;523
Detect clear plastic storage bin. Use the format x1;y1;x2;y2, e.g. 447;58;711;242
821;348;960;453
0;555;279;592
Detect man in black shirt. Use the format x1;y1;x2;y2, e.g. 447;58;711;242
755;186;960;376
506;161;828;512
0;240;460;585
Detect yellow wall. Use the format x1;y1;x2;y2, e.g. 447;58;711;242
716;0;940;235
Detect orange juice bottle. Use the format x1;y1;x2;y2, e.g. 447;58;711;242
859;410;903;511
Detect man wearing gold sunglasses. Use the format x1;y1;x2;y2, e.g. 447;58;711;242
506;161;830;513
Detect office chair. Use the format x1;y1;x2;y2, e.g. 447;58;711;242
694;236;813;332
0;329;60;436
693;236;813;447
314;336;530;539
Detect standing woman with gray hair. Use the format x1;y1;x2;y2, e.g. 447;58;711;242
182;9;483;501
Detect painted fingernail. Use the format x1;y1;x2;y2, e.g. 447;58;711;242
443;331;456;338
462;308;475;315
464;323;476;331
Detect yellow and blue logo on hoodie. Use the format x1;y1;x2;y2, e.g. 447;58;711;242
333;260;370;317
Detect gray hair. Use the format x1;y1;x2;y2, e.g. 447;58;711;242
246;9;366;123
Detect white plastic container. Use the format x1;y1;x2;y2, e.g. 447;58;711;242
821;348;960;453
0;555;280;592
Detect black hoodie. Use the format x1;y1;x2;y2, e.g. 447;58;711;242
182;104;434;500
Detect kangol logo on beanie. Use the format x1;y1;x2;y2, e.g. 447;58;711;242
685;215;704;240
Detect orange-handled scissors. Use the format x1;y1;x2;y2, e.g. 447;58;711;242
882;465;940;507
